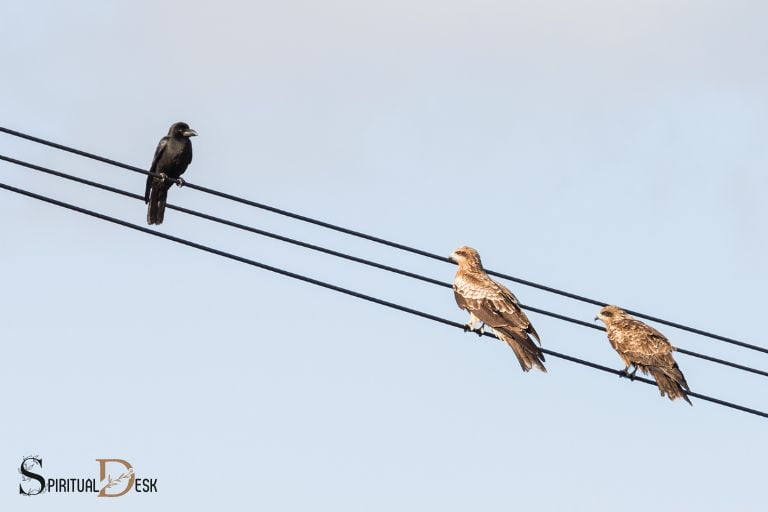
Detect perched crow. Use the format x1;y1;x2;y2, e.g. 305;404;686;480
144;122;197;225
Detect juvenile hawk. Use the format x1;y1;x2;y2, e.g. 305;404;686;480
450;246;545;372
596;306;691;405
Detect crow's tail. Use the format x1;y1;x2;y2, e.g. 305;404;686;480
147;184;168;225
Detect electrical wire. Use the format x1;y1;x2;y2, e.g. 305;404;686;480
1;125;763;355
2;153;766;380
0;179;765;420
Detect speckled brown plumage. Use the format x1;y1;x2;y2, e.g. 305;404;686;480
597;306;691;405
450;246;545;373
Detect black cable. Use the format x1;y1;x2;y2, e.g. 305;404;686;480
1;125;764;355
1;180;765;420
3;153;767;380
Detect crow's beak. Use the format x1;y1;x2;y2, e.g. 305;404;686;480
183;129;198;137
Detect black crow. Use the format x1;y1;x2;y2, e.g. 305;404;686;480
144;121;197;225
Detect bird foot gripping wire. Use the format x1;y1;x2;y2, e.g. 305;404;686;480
618;368;637;381
463;323;485;337
156;173;184;187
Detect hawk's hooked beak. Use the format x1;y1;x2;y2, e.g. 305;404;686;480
448;253;457;263
594;316;600;323
183;129;198;137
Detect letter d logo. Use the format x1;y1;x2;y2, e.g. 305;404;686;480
96;459;135;498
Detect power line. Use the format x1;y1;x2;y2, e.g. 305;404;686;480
2;153;767;380
1;125;763;356
0;180;765;420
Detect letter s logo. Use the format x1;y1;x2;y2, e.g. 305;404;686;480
19;456;45;496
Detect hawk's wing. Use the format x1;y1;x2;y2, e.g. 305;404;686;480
145;137;168;203
453;272;538;340
610;317;675;368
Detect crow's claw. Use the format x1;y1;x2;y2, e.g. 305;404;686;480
175;177;186;187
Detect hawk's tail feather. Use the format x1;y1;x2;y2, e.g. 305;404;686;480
495;327;547;373
648;365;692;406
527;324;542;346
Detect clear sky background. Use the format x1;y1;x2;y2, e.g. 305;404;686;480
1;1;767;510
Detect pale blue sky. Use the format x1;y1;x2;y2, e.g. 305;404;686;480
1;1;767;510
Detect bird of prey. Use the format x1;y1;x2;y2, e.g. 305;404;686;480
595;306;691;405
449;246;546;372
144;121;197;225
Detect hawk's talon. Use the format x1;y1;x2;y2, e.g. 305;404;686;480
462;323;484;337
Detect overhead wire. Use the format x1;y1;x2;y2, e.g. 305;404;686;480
0;125;763;355
2;153;766;380
0;180;765;420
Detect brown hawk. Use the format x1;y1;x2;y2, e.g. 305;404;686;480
450;246;545;372
596;305;691;405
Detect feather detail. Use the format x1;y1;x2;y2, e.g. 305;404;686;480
451;246;545;373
